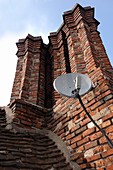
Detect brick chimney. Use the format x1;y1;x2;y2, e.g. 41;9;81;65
8;4;113;170
11;34;53;108
47;4;113;170
49;4;113;101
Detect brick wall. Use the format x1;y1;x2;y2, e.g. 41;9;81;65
11;34;53;108
47;4;113;170
9;3;113;170
0;107;77;170
47;77;113;169
9;99;48;129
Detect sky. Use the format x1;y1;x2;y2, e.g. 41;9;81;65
0;0;113;106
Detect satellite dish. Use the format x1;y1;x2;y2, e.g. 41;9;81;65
53;73;113;148
53;73;92;98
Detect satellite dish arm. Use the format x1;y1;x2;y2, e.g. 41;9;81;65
72;76;81;98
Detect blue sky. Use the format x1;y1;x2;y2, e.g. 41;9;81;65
0;0;113;106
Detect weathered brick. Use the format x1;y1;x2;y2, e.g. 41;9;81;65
3;3;113;170
71;143;77;149
90;131;102;141
66;133;75;140
80;118;90;126
75;125;87;135
102;120;111;128
99;136;107;145
109;105;113;112
70;152;84;161
87;153;101;162
76;145;84;153
95;159;105;167
79;163;89;169
77;137;89;146
83;127;96;137
102;112;113;122
106;164;113;170
105;155;113;166
106;125;113;133
85;140;98;150
71;124;80;133
71;135;82;144
102;149;113;158
93;146;103;154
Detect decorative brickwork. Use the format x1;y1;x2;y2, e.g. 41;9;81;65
11;35;53;108
0;108;76;170
1;3;113;170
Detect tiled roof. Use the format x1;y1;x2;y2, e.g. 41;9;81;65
0;108;76;170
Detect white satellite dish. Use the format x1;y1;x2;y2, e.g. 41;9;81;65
53;73;92;98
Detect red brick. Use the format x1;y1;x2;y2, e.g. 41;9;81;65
77;137;89;146
71;124;80;133
90;131;102;141
102;112;113;122
102;90;112;98
85;140;98;150
99;136;107;144
102;120;111;128
75;125;87;135
86;99;96;107
93;146;103;154
99;100;113;111
105;155;113;166
100;136;113;147
21;120;32;126
95;159;105;167
87;154;101;162
109;105;113;112
70;152;83;161
90;101;102;110
102;144;110;152
76;145;84;152
106;125;113;133
79;163;88;169
71;143;77;149
106;164;113;170
102;149;113;158
76;157;85;164
71;135;82;144
80;117;90;126
57;129;64;136
83;127;96;137
66;133;75;140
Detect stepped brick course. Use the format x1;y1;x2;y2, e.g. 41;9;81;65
1;3;113;170
0;108;76;170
